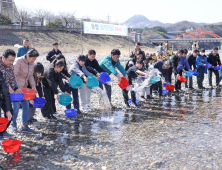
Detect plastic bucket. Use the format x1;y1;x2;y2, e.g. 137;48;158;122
118;77;129;89
59;94;72;106
128;99;139;104
21;88;37;100
33;97;46;108
214;66;221;70
165;85;175;91
0;118;9;132
70;76;83;89
178;76;187;82
10;93;25;102
163;83;171;87
100;72;111;84
184;71;194;77
150;77;160;84
87;76;99;89
1;140;22;153
162;90;167;95
192;70;200;76
64;109;77;117
205;64;212;68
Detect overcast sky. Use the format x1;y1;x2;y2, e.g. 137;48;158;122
14;0;222;24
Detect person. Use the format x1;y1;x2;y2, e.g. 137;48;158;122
157;52;163;61
157;43;164;53
11;49;39;133
152;53;157;62
28;63;45;124
0;49;20;139
152;60;171;98
69;55;95;112
196;49;208;89
146;53;150;58
17;39;30;58
168;47;173;56
123;59;146;108
219;61;222;86
42;57;70;119
141;57;153;100
0;71;13;141
207;47;221;88
164;41;169;54
125;50;144;71
192;42;199;52
100;49;128;108
171;50;186;92
51;54;70;115
46;42;62;63
185;49;199;89
130;43;146;60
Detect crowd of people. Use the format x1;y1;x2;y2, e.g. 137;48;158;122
0;40;221;142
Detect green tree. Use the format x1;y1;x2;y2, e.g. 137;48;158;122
0;14;12;25
152;26;167;33
45;19;63;27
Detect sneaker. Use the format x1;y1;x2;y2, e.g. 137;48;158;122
132;102;140;107
87;104;94;109
54;112;59;114
21;126;34;133
141;96;145;99
11;121;17;131
189;87;195;90
3;131;14;138
175;89;179;92
44;116;52;120
125;103;130;109
32;118;37;122
51;115;57;120
81;106;89;112
77;110;82;114
146;95;153;100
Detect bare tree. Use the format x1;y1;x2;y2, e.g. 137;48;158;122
45;12;56;26
13;7;30;26
33;9;49;26
59;12;76;28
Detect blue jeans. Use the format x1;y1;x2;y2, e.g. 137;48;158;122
12;100;29;124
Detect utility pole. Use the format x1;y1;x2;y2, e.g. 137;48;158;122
106;14;111;24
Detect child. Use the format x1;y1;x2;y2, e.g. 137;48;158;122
141;57;153;100
28;62;45;123
196;49;208;89
42;57;70;119
69;55;94;112
123;59;146;108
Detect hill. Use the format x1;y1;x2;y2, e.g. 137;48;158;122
122;15;171;28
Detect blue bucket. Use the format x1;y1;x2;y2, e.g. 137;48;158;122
214;66;221;70
33;97;46;108
162;90;167;95
184;71;194;77
10;93;25;102
100;72;111;84
163;83;171;87
87;76;99;89
192;70;200;76
128;99;139;104
205;64;212;68
64;109;77;117
70;76;83;89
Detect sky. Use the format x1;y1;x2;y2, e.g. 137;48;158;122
14;0;222;24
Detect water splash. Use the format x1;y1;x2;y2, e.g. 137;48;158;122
92;86;112;118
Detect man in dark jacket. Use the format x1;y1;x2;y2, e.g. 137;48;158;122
207;47;221;88
152;60;171;98
185;49;199;89
130;42;146;61
46;42;62;62
0;71;13;141
170;50;185;92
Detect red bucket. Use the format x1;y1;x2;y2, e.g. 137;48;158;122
21;88;37;100
178;76;187;82
1;140;22;153
118;77;129;89
0;118;9;132
165;85;175;91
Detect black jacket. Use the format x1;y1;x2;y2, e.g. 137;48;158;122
125;58;136;71
170;54;180;74
85;55;105;73
130;49;146;61
154;61;169;83
186;54;196;70
0;71;11;112
42;66;65;94
46;49;62;63
207;52;221;70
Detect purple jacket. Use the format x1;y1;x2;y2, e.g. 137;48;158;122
177;57;190;73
